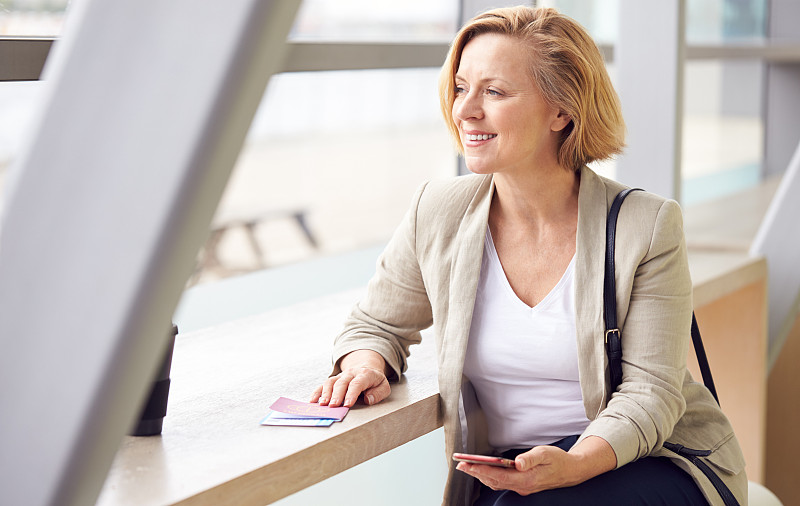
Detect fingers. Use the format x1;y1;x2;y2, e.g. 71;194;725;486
363;378;391;405
515;445;554;472
457;461;538;495
338;373;360;407
341;368;390;406
456;447;576;496
455;462;510;491
313;367;389;407
455;450;547;494
314;374;340;405
310;384;323;403
515;449;541;472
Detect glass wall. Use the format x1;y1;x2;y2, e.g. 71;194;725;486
199;68;455;284
1;0;69;219
541;0;769;206
686;0;767;42
290;0;457;42
192;1;459;284
682;0;768;205
0;0;70;36
535;0;619;45
0;81;43;190
681;59;764;205
0;0;776;286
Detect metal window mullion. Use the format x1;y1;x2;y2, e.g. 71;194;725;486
2;38;453;81
5;36;800;83
0;37;54;81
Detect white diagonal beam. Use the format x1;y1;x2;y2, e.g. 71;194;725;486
0;1;301;505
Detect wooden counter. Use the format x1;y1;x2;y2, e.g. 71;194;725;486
96;290;441;506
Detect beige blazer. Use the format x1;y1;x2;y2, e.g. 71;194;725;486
332;167;747;506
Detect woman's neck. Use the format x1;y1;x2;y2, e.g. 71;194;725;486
490;165;580;231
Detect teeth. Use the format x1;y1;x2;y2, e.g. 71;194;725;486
467;134;496;141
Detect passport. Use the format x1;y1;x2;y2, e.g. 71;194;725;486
260;396;350;426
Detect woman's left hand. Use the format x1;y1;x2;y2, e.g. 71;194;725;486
455;436;616;496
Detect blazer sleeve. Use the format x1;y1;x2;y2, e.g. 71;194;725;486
581;198;693;467
331;182;434;380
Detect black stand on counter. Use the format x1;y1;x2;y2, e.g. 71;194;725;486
130;324;177;436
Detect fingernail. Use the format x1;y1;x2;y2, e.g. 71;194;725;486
330;398;339;405
319;397;328;404
366;394;375;405
344;397;354;407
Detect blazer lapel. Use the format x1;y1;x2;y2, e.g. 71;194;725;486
439;174;493;378
574;167;614;418
437;175;493;435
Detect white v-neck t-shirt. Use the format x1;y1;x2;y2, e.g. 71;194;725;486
463;228;590;451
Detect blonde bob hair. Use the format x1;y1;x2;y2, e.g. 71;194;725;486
439;6;625;172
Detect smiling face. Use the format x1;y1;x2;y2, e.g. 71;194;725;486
453;33;570;177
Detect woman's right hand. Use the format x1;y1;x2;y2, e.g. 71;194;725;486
311;349;391;408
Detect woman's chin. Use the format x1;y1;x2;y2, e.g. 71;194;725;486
463;160;494;175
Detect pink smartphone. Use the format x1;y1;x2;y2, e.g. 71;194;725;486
452;452;515;468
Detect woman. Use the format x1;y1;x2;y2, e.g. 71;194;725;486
312;6;747;505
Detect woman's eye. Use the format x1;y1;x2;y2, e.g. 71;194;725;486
487;88;502;96
455;85;466;95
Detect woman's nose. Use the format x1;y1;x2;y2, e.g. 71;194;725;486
453;92;483;122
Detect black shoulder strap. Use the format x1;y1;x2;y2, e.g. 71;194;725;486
603;188;641;392
690;313;719;404
604;189;719;405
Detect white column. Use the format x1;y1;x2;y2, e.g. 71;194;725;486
0;1;300;505
751;139;800;369
615;0;685;201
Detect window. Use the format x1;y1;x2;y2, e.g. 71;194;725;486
197;68;454;284
682;0;768;204
0;0;70;36
542;0;770;205
1;0;71;213
290;0;457;42
1;0;777;288
192;1;460;284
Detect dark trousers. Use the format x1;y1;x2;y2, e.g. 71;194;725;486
474;436;708;506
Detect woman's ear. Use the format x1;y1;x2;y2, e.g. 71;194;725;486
551;110;572;132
